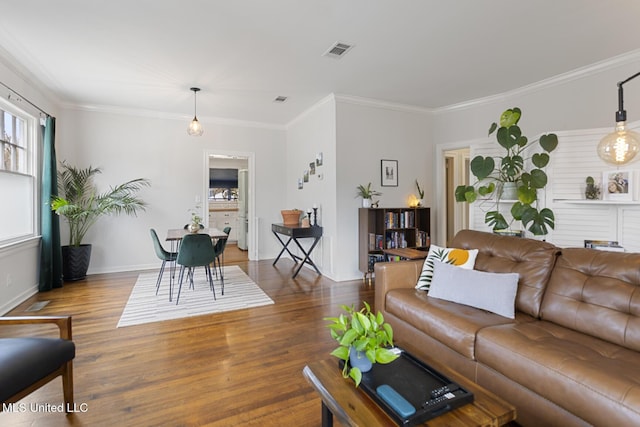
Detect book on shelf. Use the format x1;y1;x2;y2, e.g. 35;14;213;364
368;233;384;250
368;254;386;272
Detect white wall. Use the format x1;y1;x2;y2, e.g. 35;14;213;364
56;108;287;274
284;95;337;278
335;98;433;280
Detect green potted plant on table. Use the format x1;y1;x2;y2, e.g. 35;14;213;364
325;302;399;387
454;107;558;236
51;161;150;281
356;182;382;208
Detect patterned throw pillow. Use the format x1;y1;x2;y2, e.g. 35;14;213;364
415;244;478;291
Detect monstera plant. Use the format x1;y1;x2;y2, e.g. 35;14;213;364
455;107;558;235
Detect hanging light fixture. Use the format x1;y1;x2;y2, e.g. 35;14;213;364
597;72;640;165
187;87;204;136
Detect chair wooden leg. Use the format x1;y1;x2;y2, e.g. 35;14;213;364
62;361;74;414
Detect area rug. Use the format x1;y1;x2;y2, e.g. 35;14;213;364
117;265;274;328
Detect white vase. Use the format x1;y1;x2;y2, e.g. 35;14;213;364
362;198;372;208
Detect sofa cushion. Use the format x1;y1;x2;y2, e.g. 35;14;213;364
476;321;640;426
541;248;640;351
429;261;519;319
450;229;559;318
0;337;75;402
415;244;478;291
385;288;528;359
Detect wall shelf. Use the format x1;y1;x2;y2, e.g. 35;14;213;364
553;199;640;205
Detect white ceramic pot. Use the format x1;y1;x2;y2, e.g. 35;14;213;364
362;198;372;208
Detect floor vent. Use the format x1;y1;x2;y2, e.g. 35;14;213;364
25;301;50;312
323;41;354;59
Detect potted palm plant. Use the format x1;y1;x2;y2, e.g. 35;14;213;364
454;107;558;235
51;161;150;280
325;302;399;387
356;182;382;208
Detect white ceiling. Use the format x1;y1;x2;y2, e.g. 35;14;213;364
2;0;640;127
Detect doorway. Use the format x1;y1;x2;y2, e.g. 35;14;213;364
204;150;256;261
444;148;470;246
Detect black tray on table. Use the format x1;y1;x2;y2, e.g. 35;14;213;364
340;348;474;426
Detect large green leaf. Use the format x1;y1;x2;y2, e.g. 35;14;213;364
496;125;522;150
529;169;548;189
500;155;524;178
499;108;521;127
522;207;555;235
470;156;495;180
532;153;549;168
517;186;537;204
485;211;509;230
455;185;472;202
375;348;400;364
510;202;528;221
478;183;495;196
539;133;558;152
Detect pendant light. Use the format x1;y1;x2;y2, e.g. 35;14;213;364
597;72;640;165
187;87;204;136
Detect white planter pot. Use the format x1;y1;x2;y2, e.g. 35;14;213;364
362;198;372;208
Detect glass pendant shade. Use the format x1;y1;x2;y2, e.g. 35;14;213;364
187;87;204;136
597;121;640;165
187;116;203;136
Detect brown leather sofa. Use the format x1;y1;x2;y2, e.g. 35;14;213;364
374;229;640;426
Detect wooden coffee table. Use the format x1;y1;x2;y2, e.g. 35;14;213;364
303;357;515;426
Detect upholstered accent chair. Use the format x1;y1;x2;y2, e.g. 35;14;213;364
0;316;75;412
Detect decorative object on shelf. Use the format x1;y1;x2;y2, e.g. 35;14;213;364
598;71;640;165
585;176;601;200
415;179;424;206
454;107;558;236
356;182;381;208
603;170;633;201
380;159;398;187
312;205;319;226
301;215;310;228
51;161;149;280
187;87;204;136
281;209;302;226
325;302;399;387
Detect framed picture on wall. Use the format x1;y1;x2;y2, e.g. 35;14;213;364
381;159;398;187
603;170;632;201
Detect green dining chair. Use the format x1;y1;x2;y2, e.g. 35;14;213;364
175;233;217;304
212;228;230;295
150;229;178;299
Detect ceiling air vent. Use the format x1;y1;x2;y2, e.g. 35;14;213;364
323;41;354;59
273;96;288;103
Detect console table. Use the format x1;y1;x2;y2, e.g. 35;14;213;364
272;223;323;278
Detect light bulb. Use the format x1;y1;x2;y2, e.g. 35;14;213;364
597;121;640;165
187;117;204;136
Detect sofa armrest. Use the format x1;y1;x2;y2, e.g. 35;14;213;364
374;260;423;314
0;316;73;340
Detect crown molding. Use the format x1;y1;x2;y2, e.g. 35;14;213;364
285;93;336;129
334;93;434;115
63;102;286;131
434;49;640;114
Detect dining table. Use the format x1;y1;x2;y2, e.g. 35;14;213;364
165;227;229;297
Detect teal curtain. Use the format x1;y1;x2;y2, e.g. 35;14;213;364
39;116;63;291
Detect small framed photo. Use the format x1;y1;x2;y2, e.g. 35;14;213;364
303;170;309;182
297;178;303;190
309;162;316;175
381;159;398;187
316;152;323;166
603;170;632;201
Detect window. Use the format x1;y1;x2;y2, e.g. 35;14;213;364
0;99;37;245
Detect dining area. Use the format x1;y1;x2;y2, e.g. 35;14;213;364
150;226;230;305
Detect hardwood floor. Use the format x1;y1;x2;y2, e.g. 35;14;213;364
1;258;373;426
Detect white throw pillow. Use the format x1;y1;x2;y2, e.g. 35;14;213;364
428;261;519;319
415;244;478;291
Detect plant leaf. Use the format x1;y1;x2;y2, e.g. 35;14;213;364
375;348;400;364
485;211;509;230
539;133;558;152
529;169;548;189
531;153;549;168
499;108;521;127
488;122;498;136
470;156;495;180
330;346;349;360
349;367;363;387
